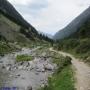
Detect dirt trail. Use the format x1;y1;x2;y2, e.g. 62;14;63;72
50;48;90;90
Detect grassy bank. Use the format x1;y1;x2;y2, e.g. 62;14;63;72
53;38;90;64
40;65;75;90
53;19;90;64
39;51;75;90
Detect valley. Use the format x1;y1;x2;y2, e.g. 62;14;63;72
0;0;90;90
0;46;74;90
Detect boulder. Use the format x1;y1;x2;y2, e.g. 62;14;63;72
0;61;3;63
2;65;6;69
18;65;23;70
6;66;11;71
26;86;32;90
36;68;45;72
44;64;54;71
41;84;45;88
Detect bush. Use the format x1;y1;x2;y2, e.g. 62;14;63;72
0;41;16;55
16;54;34;62
75;39;90;54
56;56;72;73
55;39;80;51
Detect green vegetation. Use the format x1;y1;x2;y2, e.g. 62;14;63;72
39;51;75;90
40;66;75;90
16;54;34;62
54;19;90;64
51;51;72;73
0;41;18;55
54;38;90;64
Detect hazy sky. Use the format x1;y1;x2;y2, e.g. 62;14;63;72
8;0;90;35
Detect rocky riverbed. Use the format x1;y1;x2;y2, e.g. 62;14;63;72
0;47;57;90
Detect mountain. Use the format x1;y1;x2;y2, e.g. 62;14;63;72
0;0;30;28
53;9;90;63
0;0;41;43
53;7;90;40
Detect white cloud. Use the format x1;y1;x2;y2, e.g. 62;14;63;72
8;0;90;35
8;0;32;5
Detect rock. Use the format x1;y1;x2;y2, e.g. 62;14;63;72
21;77;25;79
26;86;32;90
23;62;30;67
36;68;45;72
41;84;45;88
23;66;27;70
44;64;54;71
1;54;4;57
9;74;13;77
35;72;39;75
86;57;90;61
6;66;11;71
17;74;20;77
15;74;21;78
2;65;6;69
0;61;3;63
18;65;23;70
18;61;24;66
13;66;18;70
28;61;35;69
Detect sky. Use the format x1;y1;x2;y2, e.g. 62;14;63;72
8;0;90;35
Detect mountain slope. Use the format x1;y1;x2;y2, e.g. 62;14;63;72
0;0;41;43
53;7;90;40
0;0;30;28
53;14;90;63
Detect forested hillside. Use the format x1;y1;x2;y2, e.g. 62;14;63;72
54;19;90;64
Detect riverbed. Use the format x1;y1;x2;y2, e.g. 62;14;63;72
0;47;56;90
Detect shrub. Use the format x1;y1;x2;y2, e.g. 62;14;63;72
56;56;72;73
16;54;34;62
75;39;90;54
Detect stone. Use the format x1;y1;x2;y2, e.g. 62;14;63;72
18;61;24;66
36;68;45;72
0;61;3;63
6;66;11;71
35;72;39;75
13;66;18;70
9;74;13;77
17;74;20;77
41;84;45;88
26;86;32;90
2;65;6;69
44;64;54;71
21;77;25;79
18;66;23;70
15;74;21;78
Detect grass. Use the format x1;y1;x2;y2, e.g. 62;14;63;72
0;41;18;55
39;65;75;90
54;38;90;64
16;54;34;62
39;50;75;90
